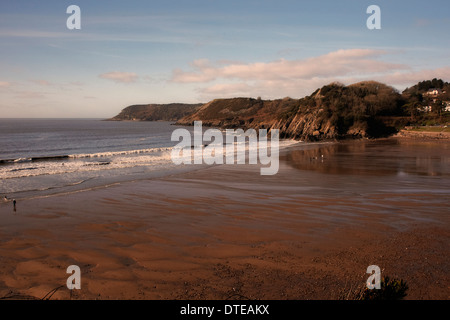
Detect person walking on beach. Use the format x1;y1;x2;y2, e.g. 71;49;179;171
13;199;16;212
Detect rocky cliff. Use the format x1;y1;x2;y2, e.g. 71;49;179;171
176;81;402;140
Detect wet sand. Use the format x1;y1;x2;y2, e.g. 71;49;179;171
0;138;449;300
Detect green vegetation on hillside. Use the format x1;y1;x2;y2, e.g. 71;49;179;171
111;78;449;141
294;81;403;137
109;103;203;121
401;78;450;125
177;81;408;140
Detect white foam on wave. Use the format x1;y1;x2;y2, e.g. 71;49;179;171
172;136;302;164
69;146;173;159
13;157;32;163
1;148;174;180
1;140;301;180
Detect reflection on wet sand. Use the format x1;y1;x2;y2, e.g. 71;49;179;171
283;138;450;177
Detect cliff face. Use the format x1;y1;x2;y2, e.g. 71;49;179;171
176;98;336;140
176;81;402;140
109;103;203;121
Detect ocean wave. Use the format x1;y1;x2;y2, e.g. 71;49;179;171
14;157;32;163
1;141;298;165
0;140;300;180
68;147;173;159
0;155;69;164
9;167;38;172
0;147;173;164
0;150;174;180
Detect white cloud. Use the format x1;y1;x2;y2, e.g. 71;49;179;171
0;81;12;88
200;83;254;96
14;91;47;99
172;49;450;99
374;67;450;88
31;79;51;86
172;49;407;84
99;71;139;83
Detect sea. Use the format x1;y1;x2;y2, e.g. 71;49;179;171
0;119;192;200
0;119;296;201
2;119;449;205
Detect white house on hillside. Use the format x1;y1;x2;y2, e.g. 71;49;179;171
445;101;450;112
425;88;443;96
418;101;450;112
418;105;432;112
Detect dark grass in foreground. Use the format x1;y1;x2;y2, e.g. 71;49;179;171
339;277;409;300
0;277;408;301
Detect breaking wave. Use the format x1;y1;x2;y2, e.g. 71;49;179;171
0;147;174;180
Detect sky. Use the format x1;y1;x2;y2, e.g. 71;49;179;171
1;0;449;118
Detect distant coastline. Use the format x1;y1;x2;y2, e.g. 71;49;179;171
108;103;203;122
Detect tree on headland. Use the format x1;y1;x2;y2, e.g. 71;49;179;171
403;78;449;95
417;78;445;91
400;78;450;126
432;99;445;118
404;101;421;121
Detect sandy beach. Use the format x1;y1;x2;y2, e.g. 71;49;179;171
0;138;449;300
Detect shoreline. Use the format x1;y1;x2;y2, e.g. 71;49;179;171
2;138;304;203
0;137;449;300
394;129;450;140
